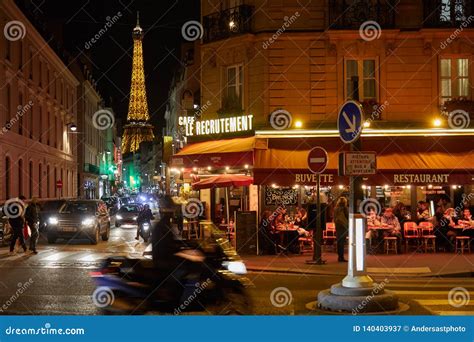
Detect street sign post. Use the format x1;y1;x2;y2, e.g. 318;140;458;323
306;147;328;265
337;100;363;144
338;151;377;176
337;101;372;288
56;179;63;199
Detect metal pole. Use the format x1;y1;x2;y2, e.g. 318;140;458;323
312;173;323;262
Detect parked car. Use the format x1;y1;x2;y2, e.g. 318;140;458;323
115;204;142;227
47;200;111;244
0;206;12;246
39;200;66;232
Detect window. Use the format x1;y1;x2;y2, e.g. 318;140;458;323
18;159;23;196
225;64;243;106
29;161;33;198
6;84;11;120
38;106;43;142
440;58;470;103
29;49;34;80
46;165;50;198
38;164;42;198
29;101;34;139
47;111;50;145
18;92;23;135
5;157;11;199
345;59;377;101
19;41;23;70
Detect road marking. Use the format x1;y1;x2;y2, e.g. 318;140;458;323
415;299;474;306
393;290;474;295
42;252;72;261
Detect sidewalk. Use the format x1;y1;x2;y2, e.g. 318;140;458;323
243;251;474;277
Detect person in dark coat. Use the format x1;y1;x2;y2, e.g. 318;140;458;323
334;197;348;262
136;204;154;240
24;197;40;254
8;196;27;255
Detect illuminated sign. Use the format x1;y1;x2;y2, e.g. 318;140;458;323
178;114;254;137
393;174;450;184
295;173;334;183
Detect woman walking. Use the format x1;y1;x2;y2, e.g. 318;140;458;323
334;197;349;262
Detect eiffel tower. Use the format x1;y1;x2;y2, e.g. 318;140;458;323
121;13;154;155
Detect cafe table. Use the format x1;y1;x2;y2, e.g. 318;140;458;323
368;226;395;254
276;225;300;253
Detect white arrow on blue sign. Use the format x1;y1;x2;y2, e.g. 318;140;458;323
337;100;364;144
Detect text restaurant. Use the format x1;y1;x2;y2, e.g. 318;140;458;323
171;114;474;255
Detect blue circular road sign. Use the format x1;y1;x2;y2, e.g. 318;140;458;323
337;101;364;144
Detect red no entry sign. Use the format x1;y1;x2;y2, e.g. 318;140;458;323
307;146;328;174
56;180;63;189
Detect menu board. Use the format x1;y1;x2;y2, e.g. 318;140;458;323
235;211;257;255
264;187;298;206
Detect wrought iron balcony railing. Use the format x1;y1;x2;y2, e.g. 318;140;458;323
328;0;397;29
203;4;253;43
423;0;473;28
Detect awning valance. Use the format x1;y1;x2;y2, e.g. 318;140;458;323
254;136;474;186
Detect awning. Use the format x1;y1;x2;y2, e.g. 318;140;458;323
171;137;267;168
192;174;253;190
254;136;474;186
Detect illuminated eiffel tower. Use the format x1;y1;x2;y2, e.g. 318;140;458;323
121;13;154;155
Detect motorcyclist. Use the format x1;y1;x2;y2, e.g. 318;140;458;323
136;204;154;240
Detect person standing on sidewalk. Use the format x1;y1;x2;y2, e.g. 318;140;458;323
8;196;27;255
25;197;40;254
334;197;349;262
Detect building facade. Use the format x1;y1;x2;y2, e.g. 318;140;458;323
0;0;78;201
172;0;474;226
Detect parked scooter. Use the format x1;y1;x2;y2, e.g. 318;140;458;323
90;226;253;315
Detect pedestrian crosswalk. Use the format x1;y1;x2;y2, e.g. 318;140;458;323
0;249;129;266
377;277;474;315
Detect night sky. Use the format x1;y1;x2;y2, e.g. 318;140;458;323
18;0;200;135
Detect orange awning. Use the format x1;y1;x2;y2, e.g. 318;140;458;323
171;137;267;168
254;136;474;185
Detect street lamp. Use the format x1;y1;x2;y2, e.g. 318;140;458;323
67;123;77;132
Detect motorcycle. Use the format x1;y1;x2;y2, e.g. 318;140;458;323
90;226;253;315
138;221;151;242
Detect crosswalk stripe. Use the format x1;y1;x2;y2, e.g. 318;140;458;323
415;299;474;306
437;311;474;315
393;290;472;295
41;252;72;261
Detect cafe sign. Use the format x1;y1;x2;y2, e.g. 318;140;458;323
295;173;334;184
178;114;254;137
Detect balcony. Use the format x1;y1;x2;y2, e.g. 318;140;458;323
203;5;253;43
328;0;396;29
424;0;473;28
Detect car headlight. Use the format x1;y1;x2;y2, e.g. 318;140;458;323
82;217;95;226
132;216;137;221
142;223;150;231
223;261;247;275
116;215;123;220
48;217;59;225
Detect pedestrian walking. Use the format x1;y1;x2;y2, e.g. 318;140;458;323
25;197;40;254
8;196;27;255
334;197;349;262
